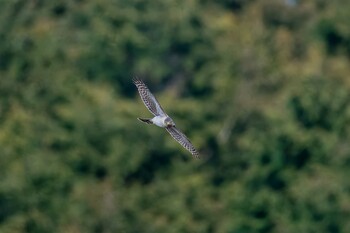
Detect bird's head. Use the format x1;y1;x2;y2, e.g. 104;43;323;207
165;117;175;127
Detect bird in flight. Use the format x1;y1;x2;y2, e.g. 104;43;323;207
133;78;200;158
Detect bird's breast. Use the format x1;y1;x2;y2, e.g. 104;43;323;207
151;116;167;127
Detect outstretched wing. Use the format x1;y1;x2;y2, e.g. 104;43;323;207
166;126;200;158
133;78;166;116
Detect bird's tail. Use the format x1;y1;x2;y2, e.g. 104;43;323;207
137;118;153;124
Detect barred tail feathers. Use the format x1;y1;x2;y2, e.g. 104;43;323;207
137;118;153;124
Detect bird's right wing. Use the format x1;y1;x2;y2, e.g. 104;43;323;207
133;78;166;116
166;126;200;158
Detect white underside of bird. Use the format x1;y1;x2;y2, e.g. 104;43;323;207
151;116;168;127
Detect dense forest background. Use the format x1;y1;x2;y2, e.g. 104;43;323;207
1;0;350;232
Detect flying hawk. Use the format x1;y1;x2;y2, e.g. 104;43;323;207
133;78;199;158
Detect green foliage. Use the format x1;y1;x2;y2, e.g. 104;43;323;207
0;0;350;232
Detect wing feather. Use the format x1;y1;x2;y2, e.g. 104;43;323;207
166;126;200;158
133;78;166;116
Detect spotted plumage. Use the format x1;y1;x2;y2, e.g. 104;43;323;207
132;78;165;116
133;78;199;158
165;127;199;157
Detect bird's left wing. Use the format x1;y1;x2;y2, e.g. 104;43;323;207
133;78;166;116
166;126;200;158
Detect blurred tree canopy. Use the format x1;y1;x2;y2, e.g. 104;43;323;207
0;0;350;232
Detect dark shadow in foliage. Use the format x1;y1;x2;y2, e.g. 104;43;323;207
0;192;22;224
209;111;270;187
51;3;67;17
25;217;46;233
0;46;14;71
266;169;286;191
188;77;215;98
277;134;311;169
78;49;137;98
95;166;108;180
317;20;350;56
217;0;256;12
124;150;172;185
68;152;108;180
205;135;225;186
289;78;350;132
